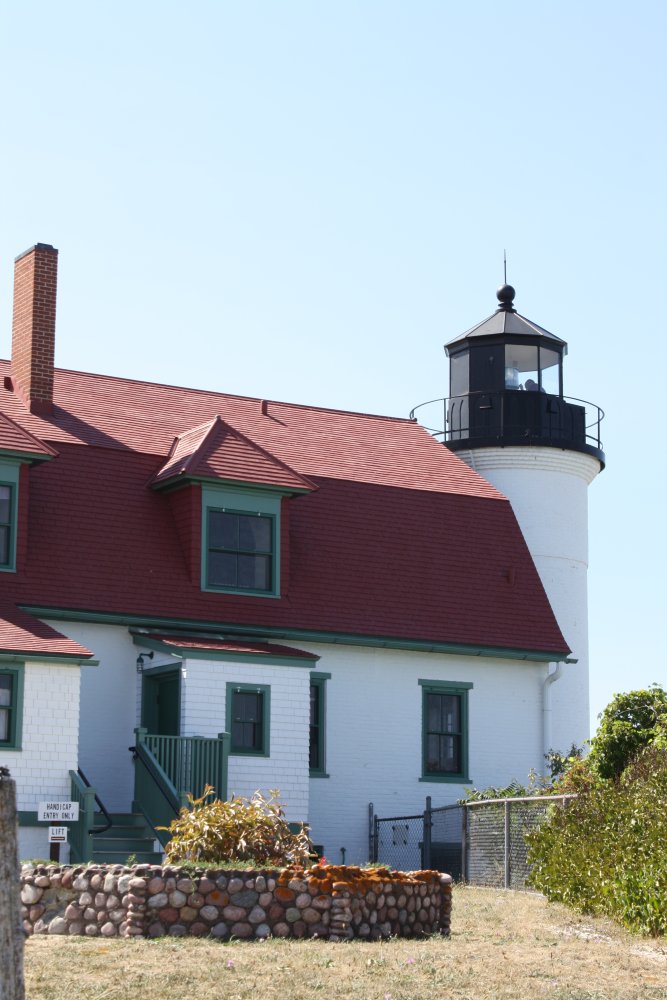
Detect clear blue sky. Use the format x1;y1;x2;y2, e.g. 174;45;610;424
1;1;665;737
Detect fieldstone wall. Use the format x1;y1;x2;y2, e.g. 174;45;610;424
20;863;452;940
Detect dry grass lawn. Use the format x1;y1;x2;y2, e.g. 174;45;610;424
24;885;667;1000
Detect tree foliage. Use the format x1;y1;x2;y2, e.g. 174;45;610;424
160;787;313;866
588;685;667;779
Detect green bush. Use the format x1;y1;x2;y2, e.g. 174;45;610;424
588;685;667;780
527;745;667;935
160;787;313;867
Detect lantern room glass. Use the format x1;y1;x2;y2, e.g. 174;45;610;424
504;344;562;395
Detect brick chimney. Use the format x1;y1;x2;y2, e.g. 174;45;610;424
11;243;58;415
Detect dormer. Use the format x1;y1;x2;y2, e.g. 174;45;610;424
150;415;315;596
0;411;57;571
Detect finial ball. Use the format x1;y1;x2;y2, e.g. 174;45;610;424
496;284;516;307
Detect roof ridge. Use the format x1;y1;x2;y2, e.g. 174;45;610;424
0;360;416;426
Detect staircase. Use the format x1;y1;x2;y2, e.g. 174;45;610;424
90;812;163;865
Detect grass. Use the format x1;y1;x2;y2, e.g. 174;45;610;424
24;885;667;1000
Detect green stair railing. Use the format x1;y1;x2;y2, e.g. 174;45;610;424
69;770;97;863
131;729;230;847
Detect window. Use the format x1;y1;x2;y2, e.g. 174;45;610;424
0;665;24;750
207;510;273;591
309;672;330;777
0;484;13;566
226;683;270;756
0;460;20;572
202;486;281;596
419;680;472;783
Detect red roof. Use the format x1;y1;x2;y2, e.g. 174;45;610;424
0;603;92;659
151;416;315;492
0;360;569;657
0;411;57;461
142;634;318;659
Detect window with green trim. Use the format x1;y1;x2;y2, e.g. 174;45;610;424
0;460;20;572
419;680;472;783
309;672;330;776
202;486;281;597
226;683;270;756
0;665;24;750
0;484;13;566
207;510;273;591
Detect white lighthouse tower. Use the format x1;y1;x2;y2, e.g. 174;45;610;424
419;284;605;753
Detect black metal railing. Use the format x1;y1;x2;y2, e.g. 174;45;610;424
410;391;604;463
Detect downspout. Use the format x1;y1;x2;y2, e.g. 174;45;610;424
543;658;577;763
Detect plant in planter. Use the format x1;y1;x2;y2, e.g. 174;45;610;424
159;786;313;866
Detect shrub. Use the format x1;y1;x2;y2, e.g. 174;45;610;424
527;744;667;935
160;787;313;866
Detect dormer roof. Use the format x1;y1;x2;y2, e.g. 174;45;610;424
0;410;58;462
150;415;316;493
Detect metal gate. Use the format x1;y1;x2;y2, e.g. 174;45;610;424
369;798;463;877
369;794;574;887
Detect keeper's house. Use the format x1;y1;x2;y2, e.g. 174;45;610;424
0;244;603;864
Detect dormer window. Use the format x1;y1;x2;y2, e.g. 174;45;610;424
207;509;274;592
0;483;14;567
202;485;281;597
0;461;21;573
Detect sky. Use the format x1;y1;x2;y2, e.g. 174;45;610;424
0;1;665;736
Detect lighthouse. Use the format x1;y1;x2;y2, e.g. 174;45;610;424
414;284;605;753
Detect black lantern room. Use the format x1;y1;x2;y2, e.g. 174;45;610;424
443;285;604;464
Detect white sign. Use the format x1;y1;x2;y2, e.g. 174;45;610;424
48;826;69;844
37;801;80;822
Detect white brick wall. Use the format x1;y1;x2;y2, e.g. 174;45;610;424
45;621;143;811
0;660;80;862
1;661;80;808
181;658;310;822
299;642;546;865
27;623;557;868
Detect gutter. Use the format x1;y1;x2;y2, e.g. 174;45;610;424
543;657;578;762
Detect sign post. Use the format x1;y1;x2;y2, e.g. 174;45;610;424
37;802;79;863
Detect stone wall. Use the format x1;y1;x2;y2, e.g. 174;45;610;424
20;863;452;940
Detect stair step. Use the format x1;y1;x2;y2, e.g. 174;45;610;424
89;812;164;864
92;836;157;852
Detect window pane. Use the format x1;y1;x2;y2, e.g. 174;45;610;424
238;554;271;590
441;695;460;733
0;526;8;566
238;515;272;553
0;485;10;524
439;734;460;772
232;691;263;751
310;684;321;770
427;693;442;732
0;675;12;707
0;709;8;741
209;511;238;550
208;551;237;587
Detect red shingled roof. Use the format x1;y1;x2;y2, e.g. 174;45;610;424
0;411;57;460
0;603;92;659
142;634;318;659
151;416;315;492
0;360;569;656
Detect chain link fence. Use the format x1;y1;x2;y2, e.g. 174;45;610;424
370;794;574;889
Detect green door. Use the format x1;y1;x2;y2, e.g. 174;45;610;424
142;671;181;735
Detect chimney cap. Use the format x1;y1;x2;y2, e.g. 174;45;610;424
14;243;58;264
